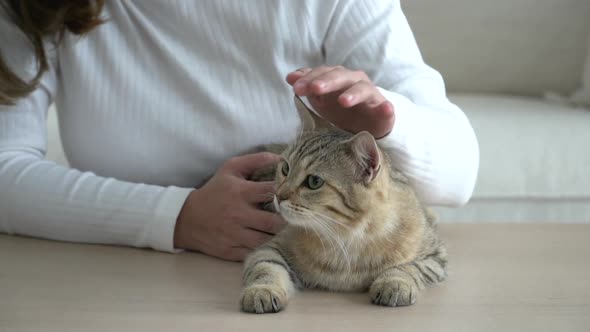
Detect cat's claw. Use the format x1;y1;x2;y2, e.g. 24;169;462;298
241;284;287;314
369;278;418;307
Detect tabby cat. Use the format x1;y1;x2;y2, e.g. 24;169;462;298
240;96;447;313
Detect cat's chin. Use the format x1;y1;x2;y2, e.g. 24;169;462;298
277;209;309;229
278;214;305;228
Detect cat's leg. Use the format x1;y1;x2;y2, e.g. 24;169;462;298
240;243;300;314
369;247;448;307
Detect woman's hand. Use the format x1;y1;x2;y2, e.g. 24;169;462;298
286;66;395;139
174;152;286;262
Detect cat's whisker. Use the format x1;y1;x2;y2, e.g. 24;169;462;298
264;193;276;206
310;215;352;272
287;207;328;253
310;216;339;258
305;213;338;259
273;197;281;213
307;219;328;254
312;220;340;267
311;211;352;230
311;211;356;264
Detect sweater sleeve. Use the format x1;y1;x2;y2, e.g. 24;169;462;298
0;12;192;252
322;0;479;206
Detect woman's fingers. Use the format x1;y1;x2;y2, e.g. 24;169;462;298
286;67;313;85
240;180;276;204
291;66;336;96
337;81;383;108
237;227;275;250
241;209;287;235
224;152;280;179
286;65;395;138
307;68;369;96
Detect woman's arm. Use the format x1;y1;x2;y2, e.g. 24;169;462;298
290;0;479;206
0;12;193;252
0;8;285;258
0;103;193;252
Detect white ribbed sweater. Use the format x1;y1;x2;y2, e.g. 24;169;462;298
0;1;479;252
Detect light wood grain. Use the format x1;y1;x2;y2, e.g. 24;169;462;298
1;224;589;332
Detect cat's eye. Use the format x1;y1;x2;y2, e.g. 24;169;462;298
281;162;290;176
305;175;324;190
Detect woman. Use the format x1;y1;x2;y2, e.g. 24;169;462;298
0;1;479;261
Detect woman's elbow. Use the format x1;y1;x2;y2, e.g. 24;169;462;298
440;127;479;207
418;124;480;207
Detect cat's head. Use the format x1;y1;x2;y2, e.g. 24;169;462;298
273;97;386;233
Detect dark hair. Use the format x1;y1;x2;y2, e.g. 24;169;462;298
0;0;104;105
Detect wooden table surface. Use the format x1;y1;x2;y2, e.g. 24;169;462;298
1;224;589;332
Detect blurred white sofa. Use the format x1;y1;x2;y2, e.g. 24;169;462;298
403;0;590;222
46;0;590;223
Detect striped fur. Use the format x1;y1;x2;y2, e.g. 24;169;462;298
241;99;447;313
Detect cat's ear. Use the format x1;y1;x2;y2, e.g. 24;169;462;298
294;95;331;132
347;131;382;185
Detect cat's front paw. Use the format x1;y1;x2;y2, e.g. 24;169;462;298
369;278;418;307
240;284;288;314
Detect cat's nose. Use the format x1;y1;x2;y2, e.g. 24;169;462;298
277;193;290;202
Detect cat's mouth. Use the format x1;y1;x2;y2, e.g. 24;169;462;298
273;197;307;228
273;196;354;236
